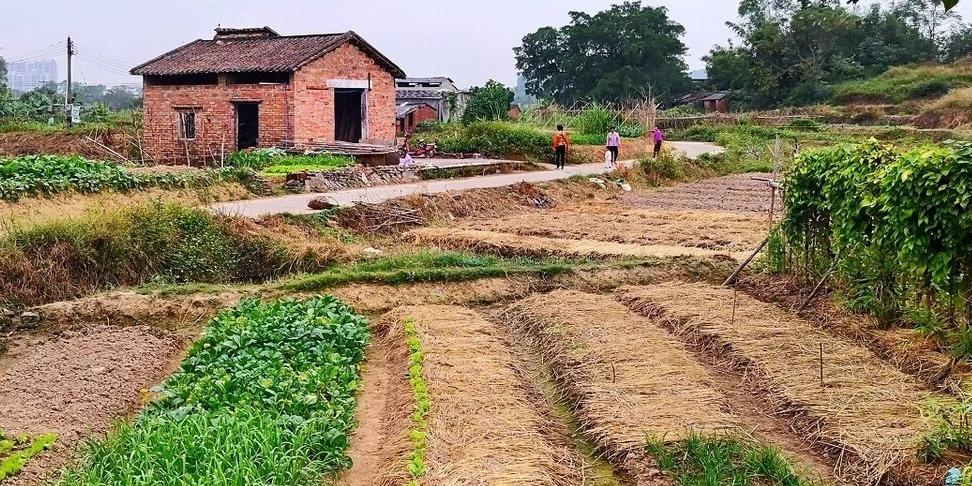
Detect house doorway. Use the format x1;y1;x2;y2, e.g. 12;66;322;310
334;88;364;143
236;102;259;150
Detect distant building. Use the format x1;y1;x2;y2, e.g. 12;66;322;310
396;102;438;135
513;74;536;106
672;89;732;113
7;59;58;93
701;91;731;113
395;77;467;122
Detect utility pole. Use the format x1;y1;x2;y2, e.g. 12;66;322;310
66;37;74;126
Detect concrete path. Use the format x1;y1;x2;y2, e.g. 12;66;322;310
211;141;722;218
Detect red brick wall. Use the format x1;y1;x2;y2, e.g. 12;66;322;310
291;43;397;145
399;104;438;135
141;82;290;165
140;40;398;164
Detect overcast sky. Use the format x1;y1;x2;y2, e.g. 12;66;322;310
1;0;970;88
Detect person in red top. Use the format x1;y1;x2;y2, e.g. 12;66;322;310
552;124;569;169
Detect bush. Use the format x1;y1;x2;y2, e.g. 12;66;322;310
0;202;297;307
909;78;952;99
60;296;370;485
436;121;550;161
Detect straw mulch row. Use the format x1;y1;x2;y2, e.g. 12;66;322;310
617;281;949;485
373;305;579;485
409;227;740;261
506;290;737;483
737;273;966;391
463;205;768;252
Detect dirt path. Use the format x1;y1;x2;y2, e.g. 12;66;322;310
341;347;393;486
0;325;185;485
208;142;723;218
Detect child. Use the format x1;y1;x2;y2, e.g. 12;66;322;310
652;126;664;158
552;124;569;169
606;126;621;167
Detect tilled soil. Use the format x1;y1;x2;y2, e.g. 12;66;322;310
410;227;744;261
461;205;768;252
0;325;184;485
623;173;781;213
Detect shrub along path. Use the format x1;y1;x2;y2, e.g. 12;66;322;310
210;141;723;217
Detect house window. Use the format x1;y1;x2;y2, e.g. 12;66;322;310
178;111;196;140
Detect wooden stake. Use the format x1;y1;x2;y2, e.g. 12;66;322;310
731;287;738;327
797;260;838;312
723;238;769;286
819;342;824;387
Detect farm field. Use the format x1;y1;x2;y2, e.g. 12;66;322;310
0;169;965;485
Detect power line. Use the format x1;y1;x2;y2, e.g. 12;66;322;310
76;53;133;76
73;43;135;70
1;41;66;61
5;46;65;64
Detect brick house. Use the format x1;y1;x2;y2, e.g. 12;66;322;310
396;102;438;135
131;27;406;164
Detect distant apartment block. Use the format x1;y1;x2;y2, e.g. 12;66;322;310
7;59;58;92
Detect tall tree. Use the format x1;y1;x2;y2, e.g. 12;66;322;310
943;24;972;61
515;1;690;104
461;80;514;123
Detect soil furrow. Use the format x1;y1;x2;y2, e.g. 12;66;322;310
617;282;949;485
505;290;737;484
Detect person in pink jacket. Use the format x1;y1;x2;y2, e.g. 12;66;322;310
606;127;621;167
652;126;664;158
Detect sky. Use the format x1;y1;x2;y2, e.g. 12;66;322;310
1;0;970;88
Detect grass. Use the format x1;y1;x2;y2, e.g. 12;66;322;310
645;433;819;485
0;201;302;307
136;251;663;298
59;296;370;485
830;61;972;105
0;432;57;482
403;318;430;484
279;250;580;291
228;148;355;174
259;154;355;176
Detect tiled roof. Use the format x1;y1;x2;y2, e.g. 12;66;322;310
396;89;447;99
131;30;405;78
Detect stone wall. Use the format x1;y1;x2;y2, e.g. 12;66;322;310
303;165;422;192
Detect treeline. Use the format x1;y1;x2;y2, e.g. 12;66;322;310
0;56;140;124
706;0;972;107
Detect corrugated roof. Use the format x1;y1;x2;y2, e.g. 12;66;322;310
131;29;405;78
701;91;731;101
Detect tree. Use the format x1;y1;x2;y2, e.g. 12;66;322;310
515;2;691;104
461;80;513;123
850;0;959;12
943;24;972;61
706;0;946;108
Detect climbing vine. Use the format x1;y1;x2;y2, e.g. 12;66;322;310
775;140;972;354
